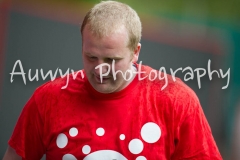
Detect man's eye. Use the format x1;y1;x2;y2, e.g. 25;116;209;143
89;56;97;60
107;58;114;62
106;58;118;62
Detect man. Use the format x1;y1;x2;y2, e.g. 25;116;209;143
3;1;222;159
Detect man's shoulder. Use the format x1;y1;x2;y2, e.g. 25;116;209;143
137;64;199;104
34;70;86;98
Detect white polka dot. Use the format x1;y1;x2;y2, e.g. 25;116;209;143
69;127;78;137
136;156;147;160
96;128;105;136
128;139;143;154
62;154;77;160
120;134;125;140
56;133;68;148
83;150;127;160
141;122;161;143
82;145;91;154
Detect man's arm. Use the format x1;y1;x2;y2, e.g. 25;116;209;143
3;146;22;160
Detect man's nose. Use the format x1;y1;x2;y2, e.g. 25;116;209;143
94;60;111;76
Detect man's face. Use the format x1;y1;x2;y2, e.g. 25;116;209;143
82;25;140;93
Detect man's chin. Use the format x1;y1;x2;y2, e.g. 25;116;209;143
90;82;114;94
93;86;114;94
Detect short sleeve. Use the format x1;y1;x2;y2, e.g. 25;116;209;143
171;83;222;159
8;93;45;160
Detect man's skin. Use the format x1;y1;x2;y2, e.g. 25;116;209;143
3;146;21;160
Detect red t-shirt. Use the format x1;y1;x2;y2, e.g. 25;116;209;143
9;64;222;160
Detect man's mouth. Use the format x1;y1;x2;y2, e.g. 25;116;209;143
94;75;111;83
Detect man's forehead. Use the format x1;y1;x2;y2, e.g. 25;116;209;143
84;23;128;38
82;24;129;47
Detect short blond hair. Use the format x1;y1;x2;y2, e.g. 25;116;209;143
81;1;142;52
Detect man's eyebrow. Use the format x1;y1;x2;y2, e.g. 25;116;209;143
84;52;94;56
107;56;123;59
84;52;123;59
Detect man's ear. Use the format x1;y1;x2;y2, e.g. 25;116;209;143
132;43;141;63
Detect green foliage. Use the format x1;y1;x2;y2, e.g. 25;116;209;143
50;0;240;27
